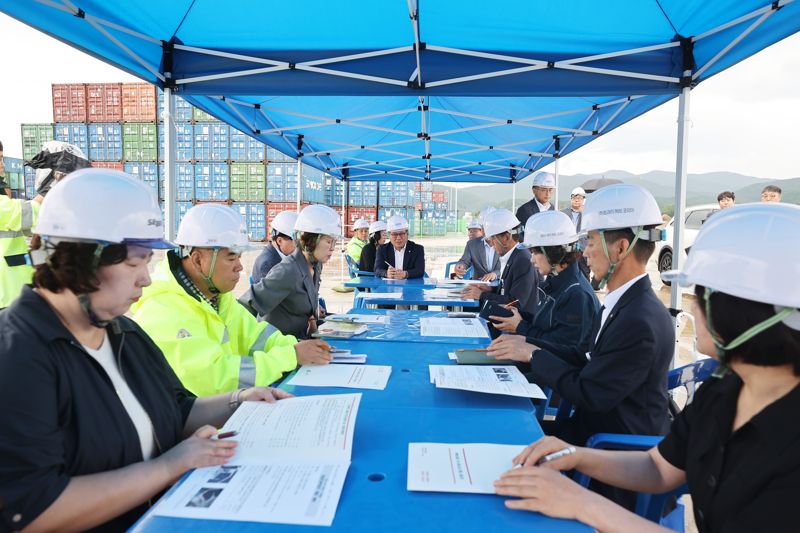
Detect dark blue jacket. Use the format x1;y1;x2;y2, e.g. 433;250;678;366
252;243;283;283
374;241;426;279
480;247;539;316
515;198;554;229
529;276;674;445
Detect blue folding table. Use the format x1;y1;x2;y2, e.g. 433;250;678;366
344;277;439;290
327;310;489;345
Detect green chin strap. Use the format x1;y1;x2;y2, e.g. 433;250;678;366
703;287;795;375
199;248;221;294
597;227;642;290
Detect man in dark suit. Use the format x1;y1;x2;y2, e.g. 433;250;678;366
252;210;298;282
454;234;501;281
374;215;426;279
515;171;556;228
561;186;590;280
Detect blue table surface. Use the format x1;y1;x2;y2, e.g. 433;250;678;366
329;310;489;344
131;406;590;533
355;287;480;308
345;277;439;289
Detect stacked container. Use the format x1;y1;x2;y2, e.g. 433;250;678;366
21;123;55;160
52;84;87;123
86;83;123;122
229;162;264;202
2;157;25;198
54;123;89;156
267;162;298;202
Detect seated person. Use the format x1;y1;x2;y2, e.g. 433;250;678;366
454;218;500;281
467;218;483;240
495;203;800;533
250;204;340;340
374;215;426;279
462;208;538;316
132;203;331;396
253;210;297;282
358;220;386;273
346;217;370;264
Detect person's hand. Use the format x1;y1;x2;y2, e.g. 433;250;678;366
462;285;482;299
454;263;467;278
157;425;238;482
487;334;538;363
307;317;318;336
480;272;497;282
512;436;581;469
489;306;522;333
387;266;397;279
294;339;333;365
494;465;595;521
238;387;294;403
397;269;408;280
318;307;327;319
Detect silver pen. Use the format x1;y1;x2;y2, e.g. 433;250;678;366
536;446;576;465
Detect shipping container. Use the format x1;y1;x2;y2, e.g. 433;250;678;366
267;202;300;234
300;164;325;204
267;162;298;202
230;162;266;202
160;201;192;235
24;167;36;199
88;123;123;161
431;191;446;203
195;162;230;201
345;206;378;237
156;89;193;122
347;181;378;206
3;157;24;174
52;83;87;123
230;129;265;161
158;123;194;162
324;174;345;206
192;107;219;122
234;202;267;241
123;123;158;161
86;83;123;122
90;161;124;170
266;146;293;162
53;123;90;156
159;163;194;200
21;123;55;160
193;123;229;161
124;162;160;197
122;83;157;122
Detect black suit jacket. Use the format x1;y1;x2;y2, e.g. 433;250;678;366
516;198;555;228
374;241;426;279
529;276;674;445
479;247;539;315
358;242;378;273
252;243;282;282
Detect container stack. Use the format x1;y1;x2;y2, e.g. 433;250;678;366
2;157;25;198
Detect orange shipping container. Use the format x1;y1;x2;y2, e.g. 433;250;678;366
87;83;123;122
91;161;124;170
52;84;87;123
122;83;157;122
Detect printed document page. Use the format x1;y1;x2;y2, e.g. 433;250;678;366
407;443;526;494
420;317;489;338
288;364;392;390
435;378;546;399
428;364;528;384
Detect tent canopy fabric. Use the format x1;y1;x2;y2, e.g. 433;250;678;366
4;0;798;182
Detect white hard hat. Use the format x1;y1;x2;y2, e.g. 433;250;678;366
482;208;520;238
582;183;663;238
663;204;800;312
295;204;342;237
570;187;586;197
369;220;387;235
478;206;496;227
467;219;482;230
532;172;556;188
176;203;251;252
387;215;409;232
521;211;579;248
270;210;298;238
352;218;370;231
35;168;172;248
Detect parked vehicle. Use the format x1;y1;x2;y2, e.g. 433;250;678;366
657;203;718;284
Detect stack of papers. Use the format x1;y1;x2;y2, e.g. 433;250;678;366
420;317;489;338
288;364;392;390
330;349;368;364
436;279;492;287
422;288;464;300
357;292;403;300
408;443;526;493
152;394;361;526
429;365;546;399
326;314;388;325
315;321;368;339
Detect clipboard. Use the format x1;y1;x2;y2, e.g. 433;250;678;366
454;349;514;365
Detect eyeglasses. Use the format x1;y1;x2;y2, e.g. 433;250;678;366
390;231;408;238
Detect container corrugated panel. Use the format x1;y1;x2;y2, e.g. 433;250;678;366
124;162;159;197
159;163;194;200
3;157;24;174
6;172;23;191
194;123;230;161
156;89;193;122
230;129;265;161
195;162;230;201
158;123;194;162
88;123;123;161
52;83;87;123
122;83;157;122
432;191;446;202
300;165;325;204
230;162;266;202
123;123;158;161
266;146;293;162
234;202;267;241
192;107;219;122
24;167;36;199
86;83;123;122
21;123;55;160
90;161;124;170
267;162;298;202
160;201;192;235
53;123;90;157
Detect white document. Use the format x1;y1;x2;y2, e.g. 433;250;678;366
330;350;368;364
357;291;403;300
152;394;361;526
407;443;526;494
327;314;388;325
288;364;391;390
428;364;528;385
436;279;492;286
420;317;488;338
422;289;464;300
448;352;458;360
435;378;547;399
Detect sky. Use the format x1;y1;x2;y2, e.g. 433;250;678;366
1;12;798;181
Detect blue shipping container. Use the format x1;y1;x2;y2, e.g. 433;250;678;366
156;89;193;122
4;157;23;174
194;123;229;161
234;202;267;241
160;201;192;235
230;129;265;162
159;163;194;200
195;162;230;201
267;162;298;202
53;123;89;157
88;123;123;161
23;167;36;199
266;146;293;162
301;164;325;204
124;162;159;197
158;123;194;162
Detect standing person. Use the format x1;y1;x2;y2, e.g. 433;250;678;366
495;203;800;533
346;217;370;264
249;204;342;339
717;191;735;209
761;185;782;203
132;203;331;396
562;186;590;280
515;171;556;228
462;208;538;316
253;210;298;282
0;169;292;532
374;215;426;279
358;220;386;273
467;218;483;240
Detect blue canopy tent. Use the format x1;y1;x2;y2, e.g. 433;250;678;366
3;0;799;344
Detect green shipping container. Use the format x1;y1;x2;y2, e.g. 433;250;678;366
192;107;219;122
230;162;266;201
123;123;158;161
21;123;55;160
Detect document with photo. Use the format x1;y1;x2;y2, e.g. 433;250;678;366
428;364;528;384
420;317;489;338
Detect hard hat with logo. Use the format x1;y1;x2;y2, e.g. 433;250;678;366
520;211;579;248
482;208;520;238
570;187;586;197
531;172;556;188
369;220;387;235
36;168;172;249
270;210;298;239
387;215;409;232
295;204;342;237
467;219;482;230
176;203;252;253
352;218;370;231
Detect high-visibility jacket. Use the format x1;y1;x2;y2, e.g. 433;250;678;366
0;196;39;308
130;255;299;396
346;236;367;262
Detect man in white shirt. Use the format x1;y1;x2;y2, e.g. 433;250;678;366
374;215;426;279
561;186;591;281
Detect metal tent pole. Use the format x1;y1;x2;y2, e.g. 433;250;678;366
554;157;560;210
512;182;516;212
296;159;302;211
162;86;177;241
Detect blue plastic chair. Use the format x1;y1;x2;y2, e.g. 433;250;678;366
346;254;374;278
444;261;474;280
352;289;367;309
668;358;718;415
